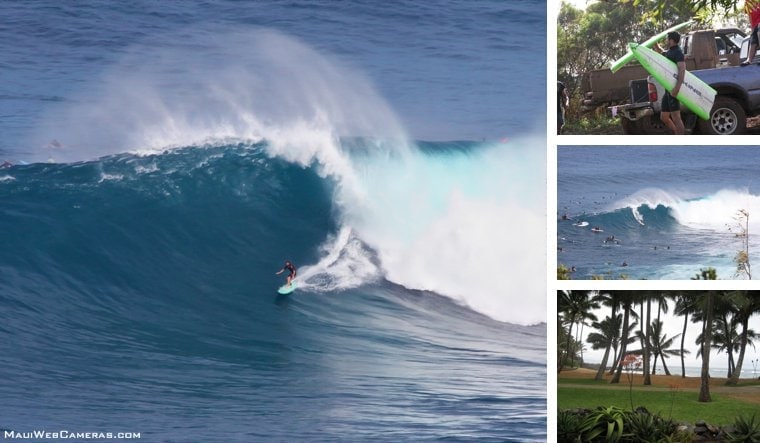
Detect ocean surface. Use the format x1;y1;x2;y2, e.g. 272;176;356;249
558;145;760;280
0;1;547;441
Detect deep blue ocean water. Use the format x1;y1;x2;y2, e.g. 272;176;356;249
1;2;546;441
558;146;760;280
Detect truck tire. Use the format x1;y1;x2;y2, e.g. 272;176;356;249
620;117;640;135
638;115;670;135
698;96;746;135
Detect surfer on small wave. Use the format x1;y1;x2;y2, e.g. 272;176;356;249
276;260;297;286
658;32;686;135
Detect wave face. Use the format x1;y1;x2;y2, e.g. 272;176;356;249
0;141;546;440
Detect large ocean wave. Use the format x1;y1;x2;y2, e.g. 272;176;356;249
565;187;760;234
2;137;545;325
16;29;545;324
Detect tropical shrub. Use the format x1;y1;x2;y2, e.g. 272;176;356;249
578;406;628;442
727;413;760;443
557;409;583;443
623;408;678;443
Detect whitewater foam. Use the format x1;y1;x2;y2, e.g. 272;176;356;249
304;138;546;325
610;187;760;234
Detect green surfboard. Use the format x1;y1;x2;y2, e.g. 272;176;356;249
277;281;297;295
610;20;694;73
629;43;716;120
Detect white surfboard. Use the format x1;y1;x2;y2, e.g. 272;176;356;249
629;43;716;120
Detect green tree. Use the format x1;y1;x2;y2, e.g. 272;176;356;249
559;291;598;371
675;294;699;378
611;291;638;384
726;291;760;385
647;318;686;375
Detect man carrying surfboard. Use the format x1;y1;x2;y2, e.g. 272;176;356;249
659;31;686;135
276;260;297;287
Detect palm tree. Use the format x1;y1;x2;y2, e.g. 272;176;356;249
588;314;624;381
711;304;740;378
699;291;715;402
692;271;717;402
674;295;698;378
558;291;599;371
727;291;760;385
647;318;686;376
611;291;637;384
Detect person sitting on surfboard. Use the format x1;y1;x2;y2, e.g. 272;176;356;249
659;31;686;135
276;260;297;286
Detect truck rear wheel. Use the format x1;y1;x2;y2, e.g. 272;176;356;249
698;96;746;135
620;117;640;134
638;115;670;135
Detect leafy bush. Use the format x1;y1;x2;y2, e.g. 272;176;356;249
557;409;583;443
727;413;760;443
579;406;628;442
623;408;678;443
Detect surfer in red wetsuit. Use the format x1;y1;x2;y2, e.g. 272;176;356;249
276;260;297;286
743;0;760;65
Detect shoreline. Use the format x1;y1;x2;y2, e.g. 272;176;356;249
560;367;760;390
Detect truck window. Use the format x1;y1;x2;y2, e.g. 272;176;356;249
716;37;726;54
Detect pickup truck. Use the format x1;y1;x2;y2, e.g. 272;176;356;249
614;65;760;134
580;28;744;112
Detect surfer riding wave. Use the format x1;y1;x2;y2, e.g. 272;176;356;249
276;260;297;286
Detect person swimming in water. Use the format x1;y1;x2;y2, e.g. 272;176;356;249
276;260;297;286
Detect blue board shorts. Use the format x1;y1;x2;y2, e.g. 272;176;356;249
661;91;680;112
558;111;564;127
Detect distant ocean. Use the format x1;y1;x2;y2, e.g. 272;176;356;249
559;146;760;280
0;1;547;441
584;362;760;380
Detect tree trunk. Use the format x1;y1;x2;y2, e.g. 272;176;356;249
609;344;623;375
723;314;734;379
595;345;611;381
681;312;688;378
611;305;630;384
727;317;750;385
643;298;652;385
661;352;671;376
699;293;713;402
561;321;574;372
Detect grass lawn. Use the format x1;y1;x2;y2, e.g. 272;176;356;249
558;385;758;425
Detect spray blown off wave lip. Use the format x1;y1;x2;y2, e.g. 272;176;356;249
31;28;409;164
